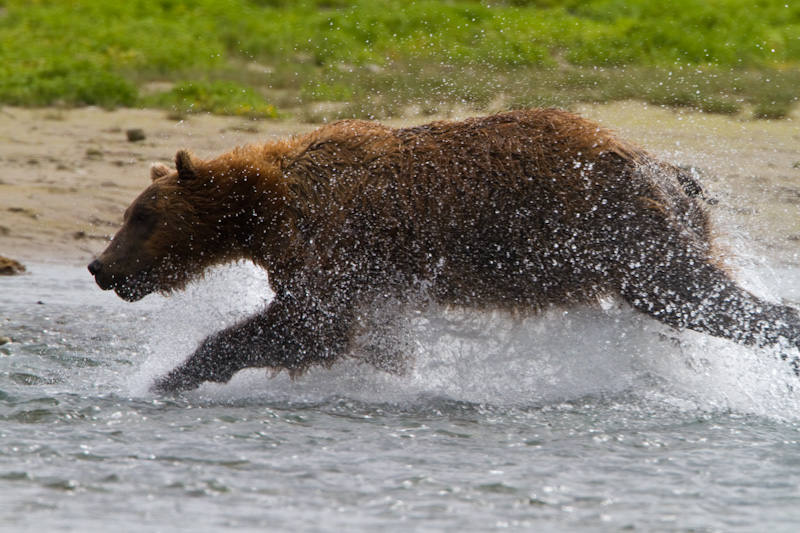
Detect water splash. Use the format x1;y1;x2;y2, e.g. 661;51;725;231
130;262;800;419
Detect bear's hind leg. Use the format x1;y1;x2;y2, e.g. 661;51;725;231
618;249;800;370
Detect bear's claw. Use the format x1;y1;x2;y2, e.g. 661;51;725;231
150;371;202;394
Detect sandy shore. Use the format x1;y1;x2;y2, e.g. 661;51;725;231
1;102;798;269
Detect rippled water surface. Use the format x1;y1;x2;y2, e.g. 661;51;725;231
2;263;800;532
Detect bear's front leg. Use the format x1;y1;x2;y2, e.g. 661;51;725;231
150;333;243;393
150;295;353;393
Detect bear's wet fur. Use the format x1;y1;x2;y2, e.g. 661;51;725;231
87;109;800;392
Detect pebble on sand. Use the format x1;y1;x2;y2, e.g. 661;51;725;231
126;128;146;142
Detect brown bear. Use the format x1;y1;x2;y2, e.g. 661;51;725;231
87;109;800;392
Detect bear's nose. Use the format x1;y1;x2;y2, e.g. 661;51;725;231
88;259;102;276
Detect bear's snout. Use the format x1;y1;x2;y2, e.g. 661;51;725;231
88;259;102;276
87;255;157;301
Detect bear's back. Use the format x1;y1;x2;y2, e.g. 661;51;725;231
278;110;686;309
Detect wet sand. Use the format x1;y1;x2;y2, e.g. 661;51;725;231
0;102;798;268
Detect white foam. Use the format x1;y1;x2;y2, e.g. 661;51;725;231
128;261;272;394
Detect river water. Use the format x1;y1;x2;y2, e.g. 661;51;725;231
2;262;800;532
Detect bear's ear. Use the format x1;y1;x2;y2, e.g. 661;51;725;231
150;162;172;182
175;149;199;182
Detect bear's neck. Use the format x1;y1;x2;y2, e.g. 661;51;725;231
203;165;293;275
195;138;310;278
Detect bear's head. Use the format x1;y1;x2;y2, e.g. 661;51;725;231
88;149;286;301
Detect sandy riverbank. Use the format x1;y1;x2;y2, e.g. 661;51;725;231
1;102;798;269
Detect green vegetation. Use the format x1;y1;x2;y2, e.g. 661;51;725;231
145;81;279;118
0;0;798;119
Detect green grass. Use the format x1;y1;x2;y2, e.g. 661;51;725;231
0;0;798;119
145;81;279;118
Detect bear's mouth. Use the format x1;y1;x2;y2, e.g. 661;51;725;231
114;282;153;302
92;267;157;302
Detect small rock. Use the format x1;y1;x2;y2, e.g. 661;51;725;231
0;336;11;346
86;148;104;160
0;256;25;275
126;128;146;142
